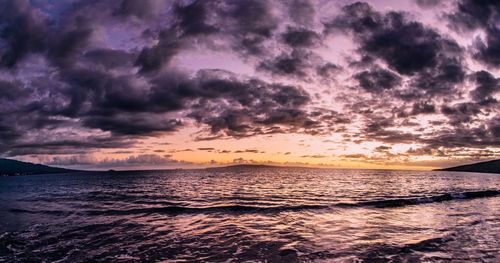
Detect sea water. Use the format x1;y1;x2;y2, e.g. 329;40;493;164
0;167;498;262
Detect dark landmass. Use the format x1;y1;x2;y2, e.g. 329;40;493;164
0;158;79;176
436;159;500;174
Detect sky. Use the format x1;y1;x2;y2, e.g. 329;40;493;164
0;0;498;170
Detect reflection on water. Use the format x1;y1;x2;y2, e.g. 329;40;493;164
0;167;498;262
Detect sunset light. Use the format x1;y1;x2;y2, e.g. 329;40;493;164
0;0;498;262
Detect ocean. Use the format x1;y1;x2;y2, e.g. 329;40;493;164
0;167;498;262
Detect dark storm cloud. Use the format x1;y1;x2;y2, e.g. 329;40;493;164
33;63;330;142
470;70;499;103
113;0;159;19
0;124;22;153
187;70;319;138
223;0;278;55
421;124;500;149
174;0;217;36
360;99;497;150
0;0;95;69
473;26;500;67
83;49;135;69
56;68;153;117
281;27;320;48
324;2;380;35
0;0;48;68
50;67;189;136
83;115;182;136
347;55;375;69
489;117;500;138
328;1;470;105
0;68;188;144
227;0;276;36
47;16;94;67
0;78;72;153
365;129;420;144
447;0;500;67
0;0;331;151
258;50;315;77
447;0;499;31
353;67;401;93
0;80;28;100
151;69;314;136
286;0;315;26
369;16;456;75
257;28;328;81
6;136;136;156
410;101;436;115
133;0;218;73
135;30;182;73
409;57;465;96
328;2;464;76
127;0;277;65
185;70;348;138
355;113;420;144
317;63;341;78
441;102;482;125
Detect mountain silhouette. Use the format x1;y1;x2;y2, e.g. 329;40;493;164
436;159;500;174
0;158;79;176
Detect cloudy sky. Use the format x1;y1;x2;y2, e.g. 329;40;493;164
0;0;498;170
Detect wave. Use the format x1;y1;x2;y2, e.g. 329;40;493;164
84;204;331;216
8;190;499;216
8;208;72;216
336;190;500;208
8;204;331;216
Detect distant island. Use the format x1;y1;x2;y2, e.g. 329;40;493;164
0;158;78;176
205;164;318;170
206;164;280;170
436;159;500;174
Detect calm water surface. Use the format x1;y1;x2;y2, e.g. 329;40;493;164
0;167;499;262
